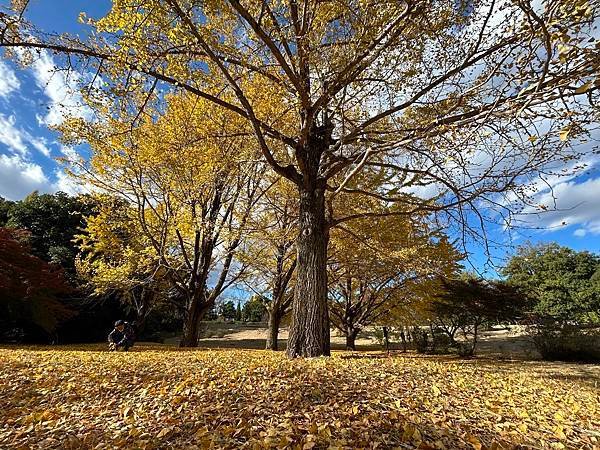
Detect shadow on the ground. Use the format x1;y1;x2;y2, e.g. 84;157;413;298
337;352;392;360
198;338;274;349
195;338;385;352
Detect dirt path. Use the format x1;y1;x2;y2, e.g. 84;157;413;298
164;324;541;358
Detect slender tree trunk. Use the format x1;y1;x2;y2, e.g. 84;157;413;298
470;323;479;356
382;326;390;353
286;185;330;358
400;330;407;353
133;289;151;336
266;309;281;351
135;311;147;337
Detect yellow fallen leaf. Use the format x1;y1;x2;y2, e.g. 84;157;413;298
467;434;482;450
412;428;422;442
157;427;171;438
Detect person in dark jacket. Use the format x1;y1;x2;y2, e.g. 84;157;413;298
108;320;135;351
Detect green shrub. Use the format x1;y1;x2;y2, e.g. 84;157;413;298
432;332;452;354
531;324;600;362
456;342;475;357
414;330;429;353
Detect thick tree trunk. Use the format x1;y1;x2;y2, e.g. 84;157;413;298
266;310;281;351
345;328;358;351
180;295;211;348
180;298;201;347
286;185;330;358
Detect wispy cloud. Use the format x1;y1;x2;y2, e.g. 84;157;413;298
0;53;91;200
517;177;600;236
52;169;83;196
29;51;92;126
0;60;20;98
29;136;52;157
0;113;53;158
0;114;28;155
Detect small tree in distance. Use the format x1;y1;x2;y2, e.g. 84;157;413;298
503;243;600;324
430;277;527;356
219;301;237;321
503;243;600;361
328;208;462;350
243;296;268;323
237;178;297;350
235;301;242;322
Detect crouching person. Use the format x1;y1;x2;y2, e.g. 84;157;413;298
108;320;135;351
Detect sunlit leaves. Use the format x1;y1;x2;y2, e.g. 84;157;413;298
1;347;598;449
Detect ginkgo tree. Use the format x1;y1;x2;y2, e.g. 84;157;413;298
76;196;168;334
1;0;599;356
61;93;266;347
328;203;462;350
237;176;297;351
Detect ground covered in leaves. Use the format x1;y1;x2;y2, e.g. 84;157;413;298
0;345;599;449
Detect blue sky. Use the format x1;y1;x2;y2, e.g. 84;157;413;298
0;0;109;199
0;0;599;276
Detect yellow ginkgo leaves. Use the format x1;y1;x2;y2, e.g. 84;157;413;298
1;346;598;450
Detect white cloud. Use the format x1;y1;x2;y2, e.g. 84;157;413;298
518;177;600;236
0;114;28;155
0;154;51;200
59;144;78;159
0;153;86;200
29;51;91;126
52;169;84;196
0;61;20;98
403;182;444;200
29;136;52;157
0;113;54;158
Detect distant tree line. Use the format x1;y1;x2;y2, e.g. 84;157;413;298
0;192;124;343
2;191;598;362
406;243;600;360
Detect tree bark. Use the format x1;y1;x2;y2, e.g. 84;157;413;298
179;294;211;348
400;329;407;353
133;288;152;336
286;184;330;358
266;310;281;351
383;326;390;353
345;328;359;351
470;323;479;356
